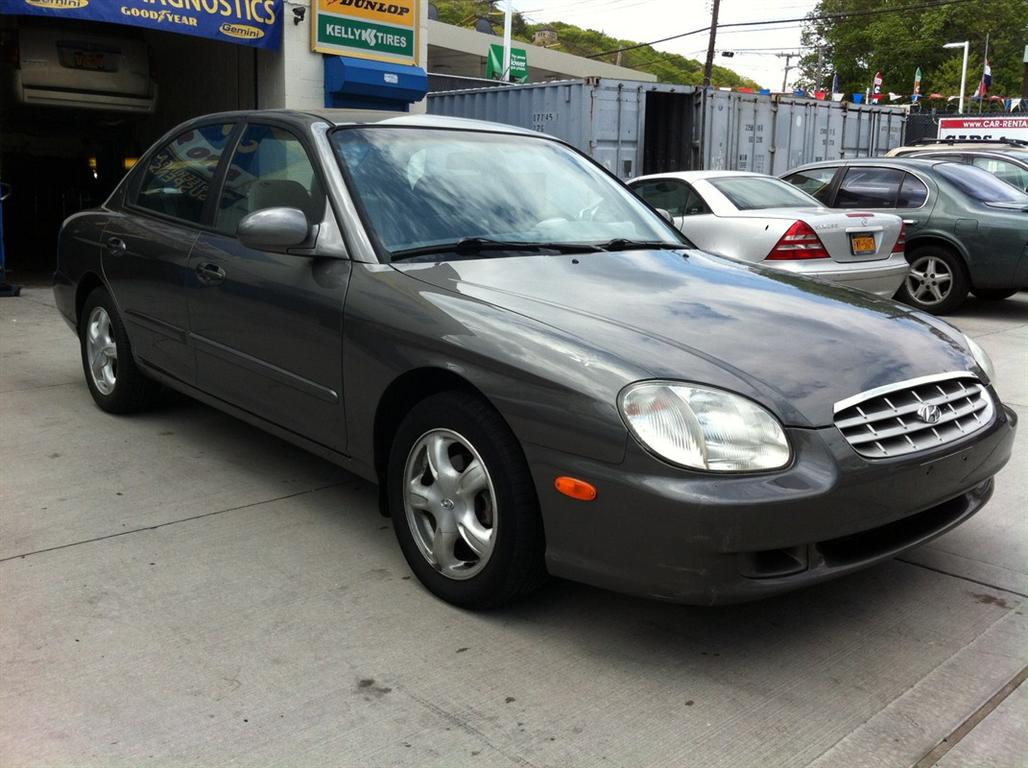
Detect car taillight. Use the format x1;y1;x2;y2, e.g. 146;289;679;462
891;223;906;253
766;220;829;260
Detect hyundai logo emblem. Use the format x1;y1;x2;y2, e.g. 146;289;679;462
917;403;942;424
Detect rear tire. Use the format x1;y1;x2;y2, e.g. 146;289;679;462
79;287;161;413
387;391;547;608
894;246;968;315
972;288;1017;301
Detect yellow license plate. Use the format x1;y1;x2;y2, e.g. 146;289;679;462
850;234;876;255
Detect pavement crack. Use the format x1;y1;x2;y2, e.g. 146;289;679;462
895;558;1028;599
910;663;1028;768
0;482;347;563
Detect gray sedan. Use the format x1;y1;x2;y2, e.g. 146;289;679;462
54;111;1016;607
783;157;1028;313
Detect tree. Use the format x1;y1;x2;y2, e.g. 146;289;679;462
798;0;1028;101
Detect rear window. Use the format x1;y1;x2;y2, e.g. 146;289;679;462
934;162;1028;203
707;176;821;210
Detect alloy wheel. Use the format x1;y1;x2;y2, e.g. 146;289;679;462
403;428;498;580
86;306;118;395
905;254;953;307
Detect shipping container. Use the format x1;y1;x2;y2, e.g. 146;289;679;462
427;77;907;179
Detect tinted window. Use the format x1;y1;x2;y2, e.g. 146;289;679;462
135;123;234;224
708;176;820;210
971;156;1028;191
631;179;689;216
896;174;928;207
835;167;903;208
934;162;1028;203
216;124;325;235
783;167;836;204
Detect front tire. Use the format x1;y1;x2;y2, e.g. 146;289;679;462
894;246;968;315
387;391;547;608
79;287;160;413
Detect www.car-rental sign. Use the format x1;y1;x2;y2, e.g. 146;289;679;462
312;0;418;66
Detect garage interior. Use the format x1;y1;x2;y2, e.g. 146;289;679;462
0;15;263;278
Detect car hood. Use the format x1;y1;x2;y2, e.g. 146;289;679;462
394;249;977;427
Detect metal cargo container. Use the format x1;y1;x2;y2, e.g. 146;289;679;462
428;78;694;180
427;78;908;179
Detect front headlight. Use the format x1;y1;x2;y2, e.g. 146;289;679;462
964;334;996;385
619;382;791;472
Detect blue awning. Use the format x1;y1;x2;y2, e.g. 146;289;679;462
324;56;427;111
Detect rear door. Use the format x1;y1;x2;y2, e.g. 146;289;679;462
829;165;932;241
103;122;237;384
187;121;349;451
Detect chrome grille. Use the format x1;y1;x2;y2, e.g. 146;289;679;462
834;373;993;458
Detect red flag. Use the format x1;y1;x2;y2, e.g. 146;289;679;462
871;71;884;104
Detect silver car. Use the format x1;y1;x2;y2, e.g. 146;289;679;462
629;171;908;297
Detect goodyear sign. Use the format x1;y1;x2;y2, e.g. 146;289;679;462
0;0;283;50
312;0;418;66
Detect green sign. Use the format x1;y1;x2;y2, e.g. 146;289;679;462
486;44;528;83
317;14;414;59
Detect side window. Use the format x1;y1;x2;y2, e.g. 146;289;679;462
134;123;234;224
897;174;929;207
682;184;711;216
216;124;325;235
782;168;836;204
630;179;690;216
971;157;1028;191
835;167;904;208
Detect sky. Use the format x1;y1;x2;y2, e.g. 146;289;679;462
510;0;821;90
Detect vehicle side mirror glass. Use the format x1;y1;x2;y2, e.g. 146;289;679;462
656;208;674;223
237;207;310;251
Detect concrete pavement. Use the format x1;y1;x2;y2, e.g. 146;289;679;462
1;288;1026;768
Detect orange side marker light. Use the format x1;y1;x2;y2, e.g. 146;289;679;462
555;476;597;501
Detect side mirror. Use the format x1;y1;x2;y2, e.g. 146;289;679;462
237;207;310;251
656;208;675;224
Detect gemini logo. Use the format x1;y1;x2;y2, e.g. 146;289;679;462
219;23;265;40
25;0;89;8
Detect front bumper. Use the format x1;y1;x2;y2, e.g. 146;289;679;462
774;252;910;297
526;401;1016;605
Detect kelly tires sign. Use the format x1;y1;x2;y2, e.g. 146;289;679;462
0;0;282;49
312;0;418;66
938;117;1028;142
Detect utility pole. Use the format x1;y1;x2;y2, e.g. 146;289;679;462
502;0;512;82
777;52;797;93
1022;44;1028;99
702;0;721;88
816;47;824;92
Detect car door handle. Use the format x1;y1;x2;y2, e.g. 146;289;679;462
196;263;226;285
902;219;919;226
105;236;127;255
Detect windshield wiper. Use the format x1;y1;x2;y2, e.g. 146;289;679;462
391;237;605;261
597;238;690;251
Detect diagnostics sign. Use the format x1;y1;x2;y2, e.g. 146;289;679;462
312;0;418;65
0;0;282;50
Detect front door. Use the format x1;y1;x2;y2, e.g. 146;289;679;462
186;122;349;451
103;122;237;384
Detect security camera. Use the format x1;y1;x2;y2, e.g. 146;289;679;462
292;7;306;24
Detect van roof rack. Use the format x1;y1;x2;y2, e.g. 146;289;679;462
908;137;1028;147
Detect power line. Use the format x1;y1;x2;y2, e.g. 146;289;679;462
584;0;975;59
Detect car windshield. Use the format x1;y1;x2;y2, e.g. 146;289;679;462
934;162;1028;203
329;126;685;259
707;176;821;210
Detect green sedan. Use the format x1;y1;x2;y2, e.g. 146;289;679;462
782;157;1028;314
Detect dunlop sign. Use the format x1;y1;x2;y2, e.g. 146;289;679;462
312;0;418;66
0;0;282;50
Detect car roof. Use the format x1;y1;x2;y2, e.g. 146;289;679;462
171;109;538;137
629;170;771;183
890;146;1028;161
787;156;946;173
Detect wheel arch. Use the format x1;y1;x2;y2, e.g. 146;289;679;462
74;272;107;330
904;234;971;281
